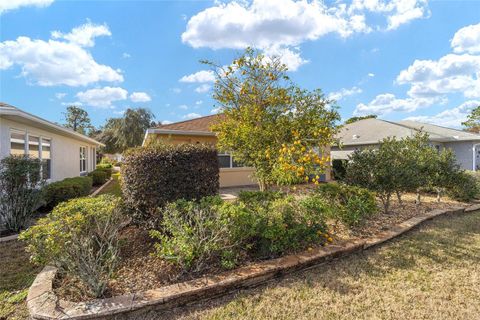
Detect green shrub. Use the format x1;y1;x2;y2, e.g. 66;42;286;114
237;190;283;208
122;143;219;225
0;156;45;232
88;170;107;186
44;176;92;208
20;195;124;298
447;171;479;202
316;183;377;226
150;196;235;272
95;166;112;179
234;194;330;258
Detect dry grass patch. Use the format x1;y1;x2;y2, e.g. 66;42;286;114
0;240;42;320
152;210;480;320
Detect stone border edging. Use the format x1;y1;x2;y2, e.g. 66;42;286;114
27;204;479;320
90;178;114;197
0;233;19;242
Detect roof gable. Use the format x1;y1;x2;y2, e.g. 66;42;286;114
156;114;225;133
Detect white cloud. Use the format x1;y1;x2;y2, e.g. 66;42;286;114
179;104;188;110
182;0;428;69
263;46;308;71
195;84;211;93
0;23;123;86
183;112;202;119
76;86;128;108
0;0;53;14
451;22;480;54
122;53;131;58
161;120;173;125
55;92;66;99
211;106;223;114
404;100;480;128
396;54;480;98
368;73;375;77
180;70;215;83
195;100;203;105
61;101;83;107
328;86;362;101
354;93;442;116
129;92;151;103
51;22;110;47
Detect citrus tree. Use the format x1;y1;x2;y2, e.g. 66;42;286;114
206;48;340;190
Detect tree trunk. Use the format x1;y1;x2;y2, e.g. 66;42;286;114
396;191;403;205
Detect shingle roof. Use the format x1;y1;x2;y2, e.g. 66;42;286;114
156;114;225;133
336;118;480;145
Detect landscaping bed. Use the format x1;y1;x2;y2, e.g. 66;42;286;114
50;191;467;302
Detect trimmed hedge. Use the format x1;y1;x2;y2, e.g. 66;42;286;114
95;167;112;179
44;176;92;208
122;143;219;224
88;170;108;186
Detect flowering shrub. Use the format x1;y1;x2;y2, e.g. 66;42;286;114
122;143;219;226
316;183;377;226
20;195;125;298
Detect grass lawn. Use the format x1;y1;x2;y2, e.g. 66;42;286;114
0;240;42;320
97;172;122;197
160;210;480;320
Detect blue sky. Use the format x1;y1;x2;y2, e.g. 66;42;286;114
1;0;479;128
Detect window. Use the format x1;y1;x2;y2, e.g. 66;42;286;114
10;130;26;156
28;135;40;158
42;138;51;179
80;147;87;173
10;130;52;180
218;153;245;168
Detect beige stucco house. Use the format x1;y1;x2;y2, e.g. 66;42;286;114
0;102;104;182
332;118;480;171
143;114;332;188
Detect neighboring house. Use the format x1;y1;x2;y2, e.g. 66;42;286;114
103;153;123;163
143;114;332;187
332;118;480;171
0;102;104;182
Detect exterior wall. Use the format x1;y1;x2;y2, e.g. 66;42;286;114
444;141;474;171
0;117;98;182
220;167;257;187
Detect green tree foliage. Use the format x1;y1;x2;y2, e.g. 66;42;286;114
346;133;472;213
206;48;340;190
344;114;377;124
63;106;93;134
462;105;480;133
97;108;155;153
0;156;45;232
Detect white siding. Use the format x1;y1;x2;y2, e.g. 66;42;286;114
0;118;98;182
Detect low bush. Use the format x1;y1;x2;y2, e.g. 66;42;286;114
122;143;219;226
151;193;331;272
44;176;92;208
233;193;330;258
88;170;107;186
316;183;377;226
20;195;125;298
151;196;235;272
447;171;479;202
0;156;45;232
96;166;112;179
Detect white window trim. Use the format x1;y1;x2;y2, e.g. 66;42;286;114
9;128;53;181
80;146;87;173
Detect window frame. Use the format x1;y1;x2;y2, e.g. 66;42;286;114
9;129;53;181
80;146;87;173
